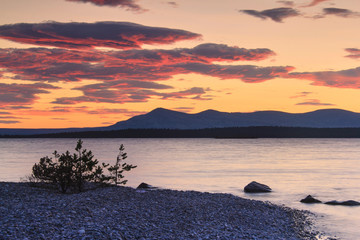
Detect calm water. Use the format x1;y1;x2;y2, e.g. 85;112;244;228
1;138;359;239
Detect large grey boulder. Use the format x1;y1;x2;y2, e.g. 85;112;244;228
244;181;272;193
325;200;360;206
300;195;322;204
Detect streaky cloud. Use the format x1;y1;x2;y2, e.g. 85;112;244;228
66;0;145;12
167;2;178;8
290;91;313;98
277;1;295;7
52;86;212;104
0;21;201;49
0;83;58;107
51;80;211;104
0;120;20;124
189;43;275;62
296;99;334;106
302;0;330;8
345;48;360;59
86;108;146;116
0;45;289;105
0;111;11;115
288;67;360;88
173;107;194;112
0;45;276;83
240;8;300;23
174;63;293;82
5;106;32;110
322;8;360;18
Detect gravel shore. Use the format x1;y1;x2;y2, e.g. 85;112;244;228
0;182;320;240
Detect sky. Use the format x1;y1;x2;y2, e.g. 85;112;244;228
1;0;360;128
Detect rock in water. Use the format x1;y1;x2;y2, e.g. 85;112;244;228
325;200;360;206
300;195;322;204
244;181;272;193
137;182;154;189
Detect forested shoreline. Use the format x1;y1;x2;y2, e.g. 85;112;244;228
3;126;360;138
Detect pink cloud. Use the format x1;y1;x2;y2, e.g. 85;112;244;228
0;45;277;83
288;67;360;88
0;44;291;106
174;63;293;82
52;86;212;104
302;0;330;7
0;83;58;107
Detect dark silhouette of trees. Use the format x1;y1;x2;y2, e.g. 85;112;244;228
32;139;136;193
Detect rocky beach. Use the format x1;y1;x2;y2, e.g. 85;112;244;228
0;182;325;240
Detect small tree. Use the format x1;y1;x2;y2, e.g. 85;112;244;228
108;144;136;185
32;139;136;193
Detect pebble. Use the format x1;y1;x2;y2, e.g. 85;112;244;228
0;182;325;240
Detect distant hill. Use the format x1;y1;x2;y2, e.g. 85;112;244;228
2;108;360;136
106;108;360;130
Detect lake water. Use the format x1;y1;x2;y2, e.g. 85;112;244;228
1;138;359;239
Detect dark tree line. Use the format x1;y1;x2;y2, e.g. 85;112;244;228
10;126;360;138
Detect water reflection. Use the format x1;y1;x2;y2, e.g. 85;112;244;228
0;138;359;239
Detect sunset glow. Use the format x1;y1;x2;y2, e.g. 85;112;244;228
1;0;360;128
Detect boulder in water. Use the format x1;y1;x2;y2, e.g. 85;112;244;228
300;195;322;204
244;181;272;193
137;182;155;189
325;200;360;206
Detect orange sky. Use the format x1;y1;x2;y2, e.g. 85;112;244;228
1;0;360;128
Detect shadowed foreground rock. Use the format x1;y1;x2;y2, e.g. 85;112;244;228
244;181;272;193
0;182;320;239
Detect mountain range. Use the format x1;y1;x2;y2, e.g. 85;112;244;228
2;108;360;136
